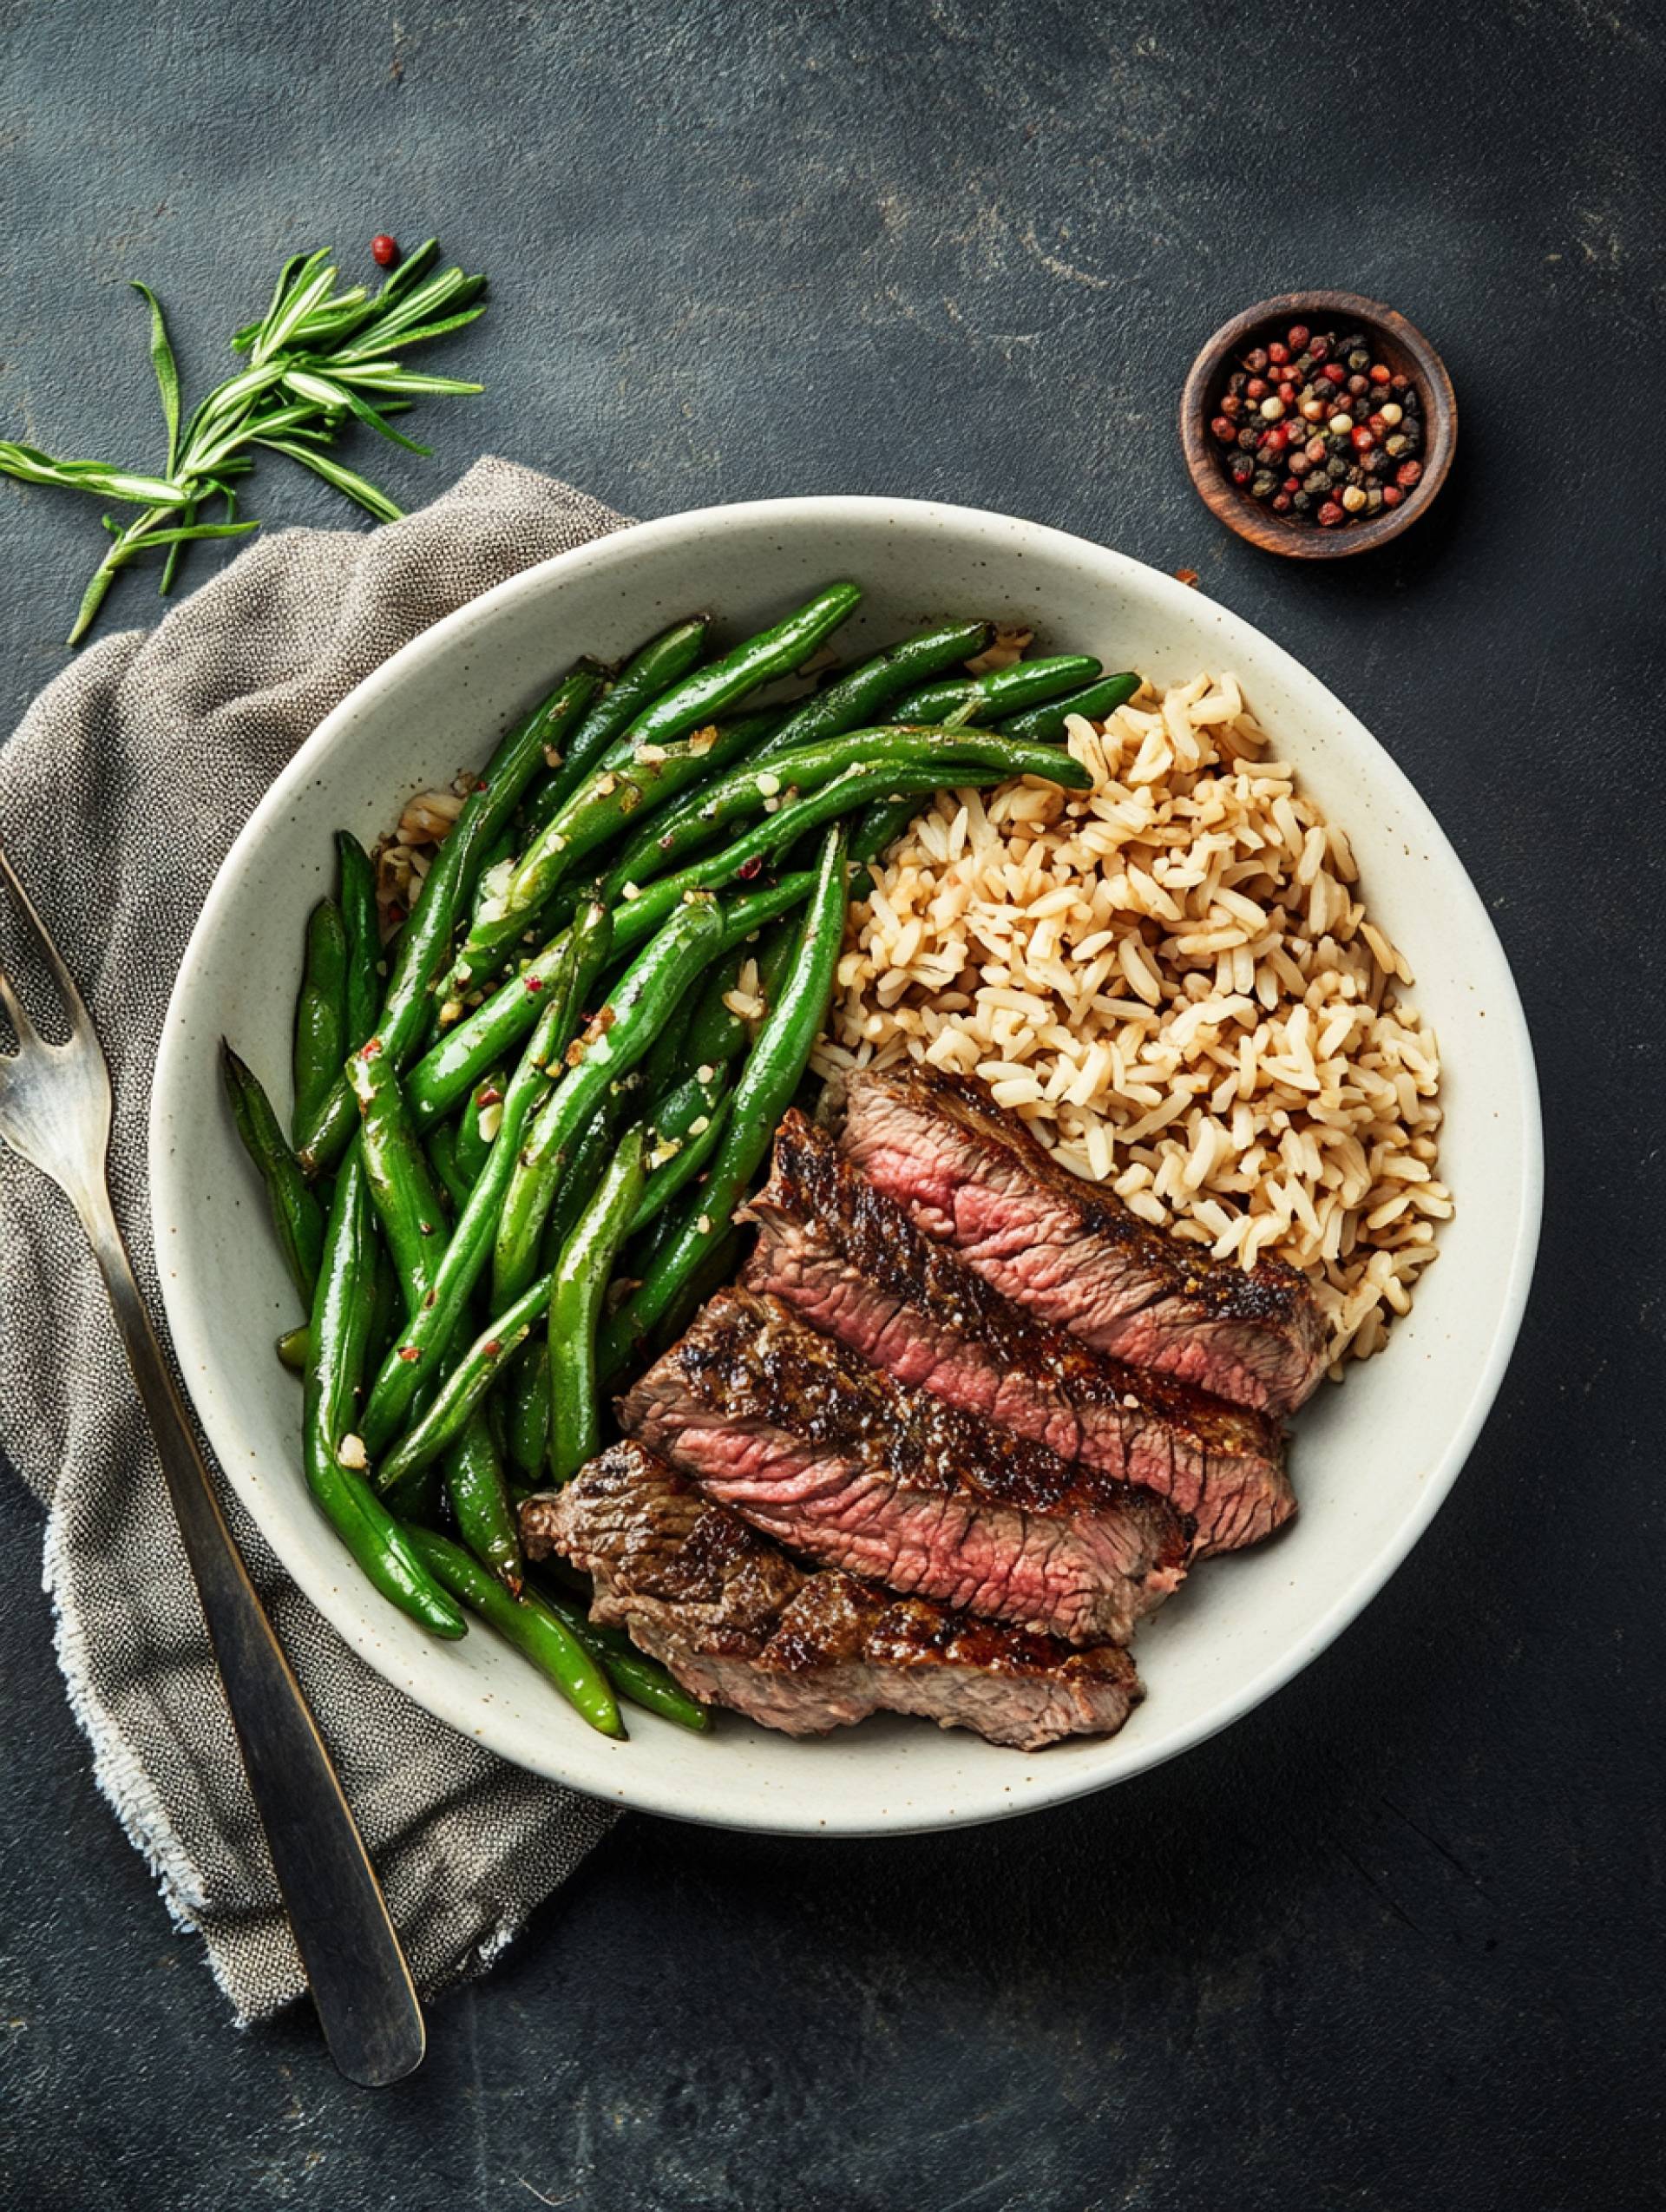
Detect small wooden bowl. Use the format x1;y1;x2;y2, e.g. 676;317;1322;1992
1180;291;1456;560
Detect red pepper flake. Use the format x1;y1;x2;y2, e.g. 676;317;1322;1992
737;857;765;881
476;1085;503;1107
1173;568;1200;588
525;975;543;992
371;233;399;267
397;1345;423;1362
358;1036;384;1060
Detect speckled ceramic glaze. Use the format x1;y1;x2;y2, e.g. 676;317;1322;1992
148;498;1540;1834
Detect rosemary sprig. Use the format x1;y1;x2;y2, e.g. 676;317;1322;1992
0;241;488;645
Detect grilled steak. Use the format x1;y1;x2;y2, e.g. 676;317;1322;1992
839;1066;1328;1414
523;1441;1144;1751
617;1287;1190;1645
741;1111;1294;1555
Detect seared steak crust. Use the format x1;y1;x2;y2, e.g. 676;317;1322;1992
839;1065;1328;1414
617;1287;1189;1645
523;1441;1143;1751
742;1111;1294;1555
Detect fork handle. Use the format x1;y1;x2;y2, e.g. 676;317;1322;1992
75;1189;425;2087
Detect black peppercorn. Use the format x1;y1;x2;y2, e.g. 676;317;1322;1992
1212;320;1428;531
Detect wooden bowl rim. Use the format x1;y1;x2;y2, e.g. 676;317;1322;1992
1179;290;1457;560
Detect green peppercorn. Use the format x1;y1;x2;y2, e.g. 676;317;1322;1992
1250;470;1276;499
1327;456;1348;481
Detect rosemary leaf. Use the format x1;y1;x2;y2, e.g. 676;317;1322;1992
6;240;488;642
129;282;181;476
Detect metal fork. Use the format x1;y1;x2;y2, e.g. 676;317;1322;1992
0;840;424;2087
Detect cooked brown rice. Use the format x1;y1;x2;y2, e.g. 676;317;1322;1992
812;674;1449;1374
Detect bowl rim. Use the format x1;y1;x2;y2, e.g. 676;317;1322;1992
148;494;1540;1835
1179;289;1457;560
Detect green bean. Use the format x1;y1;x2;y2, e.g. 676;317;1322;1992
616;581;862;757
377;1270;554;1493
996;670;1140;744
446;585;861;986
367;1244;403;1370
358;902;613;1455
292;899;349;1143
455;1063;506;1185
640;1223;744;1367
548;1126;646;1484
296;662;599;1170
538;1073;640;1266
347;1040;449;1306
490;899;724;1309
680;915;798;1073
751;619;993;756
593;742;1086;951
600;824;849;1375
633;1088;731;1234
602;725;1078;898
221;1042;326;1303
849;794;920;871
405;872;817;1132
445;1410;523;1588
889;653;1101;725
403;1526;623;1737
335;831;380;1049
276;1323;309;1375
529;1574;711;1731
424;1119;472;1213
445;718;772;995
525;618;709;831
505;1338;552;1483
304;1156;467;1637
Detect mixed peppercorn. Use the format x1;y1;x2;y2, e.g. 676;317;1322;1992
1210;321;1425;528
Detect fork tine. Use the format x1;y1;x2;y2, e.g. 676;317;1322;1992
0;962;42;1050
0;836;95;1040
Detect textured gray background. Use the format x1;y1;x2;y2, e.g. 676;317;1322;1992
2;2;1663;2208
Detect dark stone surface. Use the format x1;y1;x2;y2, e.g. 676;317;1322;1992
2;2;1661;2206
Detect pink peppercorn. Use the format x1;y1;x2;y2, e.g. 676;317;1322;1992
1288;323;1311;350
1369;363;1392;384
1395;459;1423;489
1211;416;1237;444
1317;500;1346;527
371;233;398;267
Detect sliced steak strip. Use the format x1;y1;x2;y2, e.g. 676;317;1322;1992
617;1287;1189;1646
742;1111;1293;1555
839;1065;1328;1414
523;1441;1143;1751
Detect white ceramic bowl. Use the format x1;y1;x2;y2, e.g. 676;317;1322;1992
150;497;1540;1834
